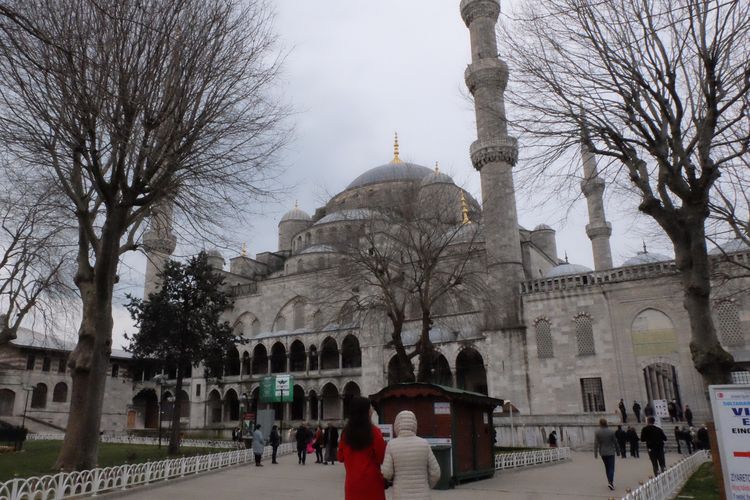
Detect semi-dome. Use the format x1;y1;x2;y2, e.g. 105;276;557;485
280;205;311;222
298;244;337;255
708;238;750;255
622;249;671;266
420;166;454;187
534;224;553;231
545;262;593;278
314;208;376;225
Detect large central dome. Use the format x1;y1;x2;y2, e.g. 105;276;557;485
346;160;434;190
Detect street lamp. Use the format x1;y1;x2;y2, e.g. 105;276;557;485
152;374;167;448
506;400;515;448
21;385;35;428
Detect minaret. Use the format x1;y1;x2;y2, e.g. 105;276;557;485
461;0;524;330
142;200;177;297
580;129;613;270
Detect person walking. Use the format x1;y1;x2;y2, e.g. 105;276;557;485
626;426;640;458
296;423;310;465
682;426;693;454
618;399;628;423
269;424;281;464
548;430;558;448
697;424;709;450
252;424;266;467
324;422;339;465
684;405;693;427
313;424;325;463
381;410;441;500
644;403;654;418
337;396;387;500
632;401;642;423
615;425;627;459
641;417;667;476
594;418;619;491
674;426;683;454
667;400;677;423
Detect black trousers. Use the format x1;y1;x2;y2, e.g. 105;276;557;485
618;441;627;458
297;447;306;464
272;445;279;463
315;445;323;463
630;441;640;458
254;453;262;466
648;448;666;475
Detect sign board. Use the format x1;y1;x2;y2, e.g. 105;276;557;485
653;399;669;418
378;424;393;442
709;384;750;500
260;375;294;403
434;402;451;415
243;412;255;422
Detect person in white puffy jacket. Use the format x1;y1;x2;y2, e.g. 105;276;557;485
381;410;441;500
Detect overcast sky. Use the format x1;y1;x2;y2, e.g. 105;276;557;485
109;0;672;348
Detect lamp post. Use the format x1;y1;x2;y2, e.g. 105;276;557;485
241;392;249;443
21;385;34;428
152;374;167;448
506;400;515;448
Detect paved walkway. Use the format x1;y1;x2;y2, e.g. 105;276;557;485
114;452;686;500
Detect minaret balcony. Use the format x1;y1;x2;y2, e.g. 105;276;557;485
469;137;518;170
460;0;500;26
464;59;509;93
585;223;612;239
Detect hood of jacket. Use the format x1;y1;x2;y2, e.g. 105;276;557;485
394;410;417;437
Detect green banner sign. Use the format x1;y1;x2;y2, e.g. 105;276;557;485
260;374;293;403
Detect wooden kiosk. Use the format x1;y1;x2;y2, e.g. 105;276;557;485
370;383;503;485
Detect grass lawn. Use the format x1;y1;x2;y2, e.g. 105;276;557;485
675;463;720;500
0;440;224;482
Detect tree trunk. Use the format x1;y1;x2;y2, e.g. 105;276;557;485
674;217;734;385
416;309;436;383
169;370;183;455
390;319;415;383
55;217;122;471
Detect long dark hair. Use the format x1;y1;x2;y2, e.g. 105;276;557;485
343;396;373;451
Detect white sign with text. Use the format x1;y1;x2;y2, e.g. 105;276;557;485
709;384;750;500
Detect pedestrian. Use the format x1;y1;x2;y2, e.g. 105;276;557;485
684;405;693;427
674;426;683;454
626;426;640;458
548;430;558;448
252;424;266;467
618;399;628;423
270;424;281;464
615;425;627;459
337;396;387;500
313;424;325;463
676;403;684;422
296;422;310;465
381;410;441;500
696;424;709;450
640;417;667;476
594;418;619;491
682;426;693;454
644;403;654;418
667;400;677;423
632;401;642;423
324;422;339;465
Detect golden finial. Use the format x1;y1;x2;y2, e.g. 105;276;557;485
294;200;299;209
392;132;402;163
241;242;247;257
460;191;470;225
435;161;440;174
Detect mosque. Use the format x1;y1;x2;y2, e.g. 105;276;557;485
1;0;748;446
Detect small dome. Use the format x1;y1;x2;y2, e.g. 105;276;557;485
544;262;593;278
622;250;671;266
534;224;554;231
314;208;376;225
709;238;750;255
298;244;337;255
346;161;434;190
206;248;223;258
280;206;311;223
420;168;454;187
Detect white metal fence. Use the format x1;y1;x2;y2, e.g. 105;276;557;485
0;442;295;500
25;433;236;449
495;447;571;470
620;450;711;500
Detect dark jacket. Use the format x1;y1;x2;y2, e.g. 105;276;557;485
626;428;639;444
548;432;557;446
269;428;281;447
615;428;627;444
640;424;667;450
324;426;339;448
632;402;641;414
296;426;310;449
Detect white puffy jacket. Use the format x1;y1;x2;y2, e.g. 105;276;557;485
381;411;441;500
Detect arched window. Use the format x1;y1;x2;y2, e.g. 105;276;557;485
715;299;745;346
456;348;487;394
432;354;452;386
289;340;306;372
308;345;319;371
252;344;269;375
309;390;319;421
270;342;287;373
320;337;339;370
293;300;305;330
574;313;595;356
177;390;190;418
341;335;362;368
297;259;305;273
0;389;15;416
312;310;323;331
274;315;286;332
52;382;68;403
342;382;361;418
534;318;554;358
251;318;261;337
223;389;239;421
291;385;305;421
242;351;251;375
30;383;47;408
321;383;340;420
225;347;240;376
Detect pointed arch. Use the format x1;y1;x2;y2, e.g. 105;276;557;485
223;389;239;422
341;334;362;368
252;344;269;375
289;340;306;372
233;312;259;338
207;389;222;424
456;347;487;394
225;346;240;376
52;382;68;403
291;384;305;421
309;389;319;421
320;336;339;370
308;345;319;371
321;383;340;420
342;381;361;418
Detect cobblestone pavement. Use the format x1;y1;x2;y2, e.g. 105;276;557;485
114;451;686;499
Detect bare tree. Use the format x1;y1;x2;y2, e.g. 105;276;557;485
325;184;486;383
499;0;750;385
0;188;72;344
0;0;286;470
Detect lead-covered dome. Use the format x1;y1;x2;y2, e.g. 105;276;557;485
280;205;311;222
709;238;750;255
622;249;671;266
545;262;592;278
346;161;434;190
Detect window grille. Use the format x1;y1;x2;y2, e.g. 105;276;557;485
715;300;745;346
731;371;750;384
534;318;554;358
580;377;605;412
575;313;596;356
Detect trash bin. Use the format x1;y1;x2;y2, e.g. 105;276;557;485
431;445;453;490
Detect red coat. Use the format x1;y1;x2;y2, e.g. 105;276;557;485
337;425;386;500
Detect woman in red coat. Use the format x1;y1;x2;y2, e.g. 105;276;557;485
337;396;386;500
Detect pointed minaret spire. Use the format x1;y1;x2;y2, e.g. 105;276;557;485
580;124;613;270
642;240;648;254
241;242;248;257
460;191;471;225
435;161;440;174
392;132;402;163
